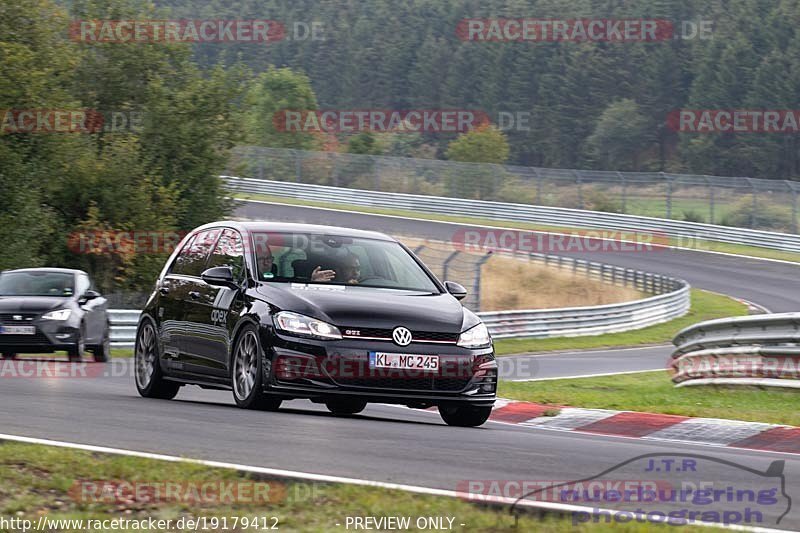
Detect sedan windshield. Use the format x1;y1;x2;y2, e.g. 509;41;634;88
251;232;439;293
0;271;75;297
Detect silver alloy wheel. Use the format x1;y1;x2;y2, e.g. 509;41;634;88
233;330;258;401
135;323;156;389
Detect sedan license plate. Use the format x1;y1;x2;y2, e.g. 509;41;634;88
0;325;35;335
369;352;439;371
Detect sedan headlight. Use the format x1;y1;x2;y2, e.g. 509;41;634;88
274;311;342;340
41;309;72;321
457;322;491;348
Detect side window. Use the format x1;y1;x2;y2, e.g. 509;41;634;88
171;229;220;277
207;229;246;282
169;234;197;275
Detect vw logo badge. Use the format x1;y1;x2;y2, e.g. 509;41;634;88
392;326;412;346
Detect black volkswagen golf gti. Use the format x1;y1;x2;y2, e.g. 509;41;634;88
135;221;497;426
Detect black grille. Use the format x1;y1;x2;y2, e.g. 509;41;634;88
341;327;458;343
0;331;50;345
0;313;38;323
334;375;472;392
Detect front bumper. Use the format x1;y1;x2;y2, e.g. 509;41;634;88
0;320;80;353
263;331;497;407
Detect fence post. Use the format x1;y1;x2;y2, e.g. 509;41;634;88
373;157;381;190
534;167;542;204
705;176;715;224
294;151;302;183
789;182;799;234
617;172;627;212
473;253;492;312
745;178;757;228
574;170;583;209
663;172;672;219
442;250;461;282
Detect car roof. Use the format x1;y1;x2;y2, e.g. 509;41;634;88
193;220;397;242
2;268;85;276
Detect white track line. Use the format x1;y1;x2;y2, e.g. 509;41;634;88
0;432;787;533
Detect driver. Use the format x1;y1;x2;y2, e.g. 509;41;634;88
336;253;361;285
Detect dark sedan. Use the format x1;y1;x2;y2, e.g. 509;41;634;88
0;268;110;361
135;221;497;426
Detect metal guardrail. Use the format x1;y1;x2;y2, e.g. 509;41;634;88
671;314;800;388
230;146;800;233
480;252;689;339
225;176;800;253
109;261;689;344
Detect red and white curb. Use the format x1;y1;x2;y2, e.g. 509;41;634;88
487;399;800;454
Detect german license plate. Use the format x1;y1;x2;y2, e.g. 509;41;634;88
0;325;35;335
369;352;439;371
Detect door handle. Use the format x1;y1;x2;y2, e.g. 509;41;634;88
189;291;200;300
159;286;170;295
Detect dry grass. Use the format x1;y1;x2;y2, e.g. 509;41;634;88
479;255;642;311
396;237;643;311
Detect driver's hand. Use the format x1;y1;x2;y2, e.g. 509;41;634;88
311;266;335;282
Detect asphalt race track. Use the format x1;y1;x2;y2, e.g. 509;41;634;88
2;200;799;530
0;367;798;530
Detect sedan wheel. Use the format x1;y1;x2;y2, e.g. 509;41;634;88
232;326;281;411
91;324;111;363
134;319;179;399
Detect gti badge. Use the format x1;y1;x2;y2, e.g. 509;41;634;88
392;326;412;346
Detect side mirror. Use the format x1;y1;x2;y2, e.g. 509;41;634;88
79;290;101;304
201;266;237;288
444;281;467;301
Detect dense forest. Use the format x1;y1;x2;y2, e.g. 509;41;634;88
4;0;800;294
155;0;800;180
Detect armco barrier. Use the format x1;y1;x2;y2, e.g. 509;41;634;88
671;314;800;388
225;176;800;253
109;268;689;345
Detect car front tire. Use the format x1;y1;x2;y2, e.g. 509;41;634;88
231;325;282;411
134;318;180;400
91;323;111;363
67;327;85;361
438;405;492;427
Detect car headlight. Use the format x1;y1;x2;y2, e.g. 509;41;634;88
274;311;342;340
41;309;71;321
457;322;491;348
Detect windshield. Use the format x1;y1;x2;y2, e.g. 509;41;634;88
251;232;439;293
0;271;75;297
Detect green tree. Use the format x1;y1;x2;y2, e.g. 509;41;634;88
584;99;651;171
